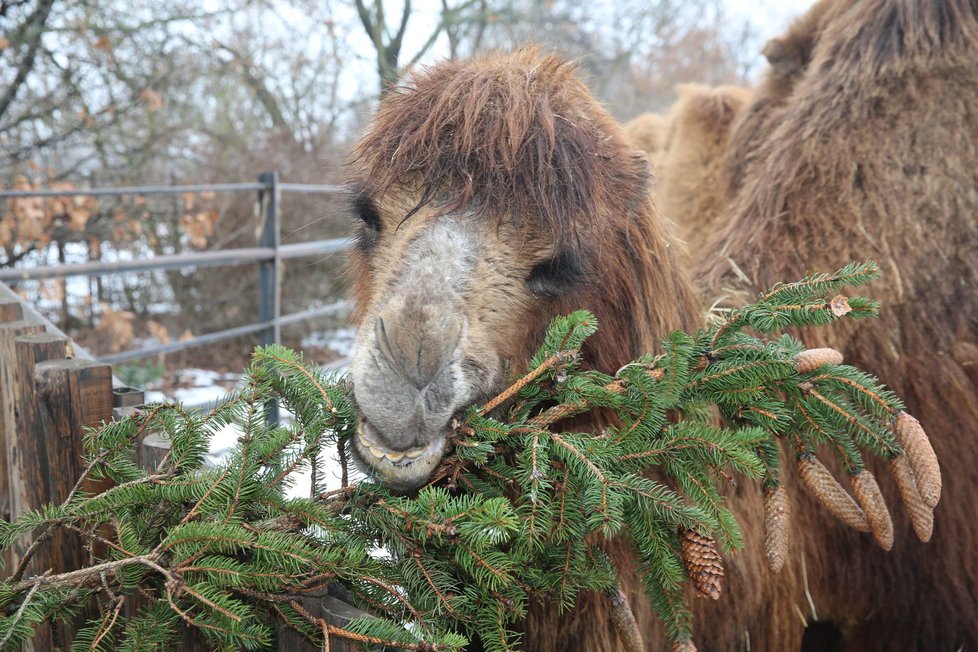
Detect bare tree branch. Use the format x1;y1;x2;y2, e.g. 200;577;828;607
0;0;57;121
213;40;295;140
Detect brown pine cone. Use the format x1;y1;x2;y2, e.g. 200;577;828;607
764;485;790;573
672;638;698;652
850;469;894;550
679;528;724;600
792;347;844;373
798;455;871;532
890;454;934;542
893;411;941;508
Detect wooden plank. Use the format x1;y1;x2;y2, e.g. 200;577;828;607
31;357;111;569
112;385;144;421
2;332;68;651
8;334;71;529
0;297;23;323
0;283;24;323
0;319;43;579
28;357;113;650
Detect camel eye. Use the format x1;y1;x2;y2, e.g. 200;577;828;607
352;194;381;250
527;250;585;297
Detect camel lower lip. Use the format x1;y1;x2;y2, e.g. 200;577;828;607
352;419;447;490
355;420;443;466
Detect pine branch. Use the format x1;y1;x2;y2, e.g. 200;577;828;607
0;262;940;652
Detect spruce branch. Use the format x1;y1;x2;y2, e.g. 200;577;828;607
0;262;941;651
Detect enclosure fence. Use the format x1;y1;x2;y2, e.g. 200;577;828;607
0;172;351;367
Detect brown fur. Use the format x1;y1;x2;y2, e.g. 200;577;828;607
346;49;819;650
623;111;669;166
696;0;978;649
652;84;752;253
723;0;841;195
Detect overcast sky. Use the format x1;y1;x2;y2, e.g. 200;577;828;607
328;0;817;107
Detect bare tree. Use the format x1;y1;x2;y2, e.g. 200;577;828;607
353;0;495;94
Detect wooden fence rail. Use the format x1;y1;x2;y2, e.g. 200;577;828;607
0;282;367;651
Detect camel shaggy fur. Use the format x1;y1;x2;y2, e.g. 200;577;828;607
695;0;978;648
648;84;752;253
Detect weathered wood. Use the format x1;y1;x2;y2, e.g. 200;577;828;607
0;283;24;323
1;331;68;651
0;319;44;578
27;357;113;651
10;334;72;529
138;428;170;472
0;296;23;322
30;357;112;566
113;385;144;406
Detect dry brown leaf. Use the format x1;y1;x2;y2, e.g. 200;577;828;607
180;210;218;248
95;306;136;354
830;294;852;317
146;320;171;345
139;88;164;112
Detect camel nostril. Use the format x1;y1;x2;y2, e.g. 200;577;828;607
374;307;463;390
375;316;398;370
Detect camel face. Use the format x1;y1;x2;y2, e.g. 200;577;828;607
343;49;694;493
347;189;573;489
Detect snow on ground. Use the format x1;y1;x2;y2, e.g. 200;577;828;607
137;334;358;498
302;326;356;358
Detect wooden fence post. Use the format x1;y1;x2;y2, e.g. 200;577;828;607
32;357;113;575
0;332;69;651
0;317;44;578
0;293;21;570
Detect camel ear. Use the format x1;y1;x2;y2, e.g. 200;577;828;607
763;37;803;74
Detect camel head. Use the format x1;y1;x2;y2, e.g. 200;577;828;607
344;50;687;490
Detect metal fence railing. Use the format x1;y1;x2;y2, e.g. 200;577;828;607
0;172;351;369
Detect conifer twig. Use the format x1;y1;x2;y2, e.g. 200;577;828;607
478;349;578;415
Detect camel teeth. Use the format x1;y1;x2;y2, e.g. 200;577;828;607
385;451;406;462
368;446;386;460
404;448;425;459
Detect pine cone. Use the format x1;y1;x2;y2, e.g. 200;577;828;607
850;469;894;550
893;412;941;508
764;485;790;573
792;347;844;373
608;586;643;652
798;455;871;532
680;528;724;600
672;638;698;652
890;454;934;542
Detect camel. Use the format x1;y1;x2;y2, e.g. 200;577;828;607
343;47;926;651
692;0;978;648
636;84;752;254
623;111;669;167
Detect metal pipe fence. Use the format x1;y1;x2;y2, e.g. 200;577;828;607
0;173;351;368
